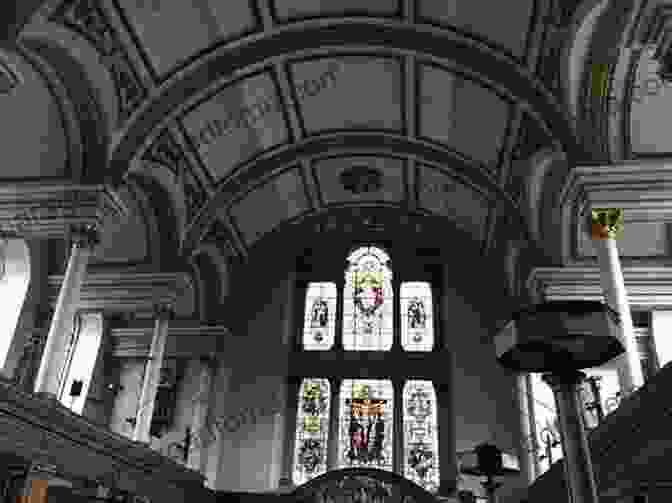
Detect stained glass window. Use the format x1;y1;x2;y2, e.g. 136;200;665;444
342;247;393;351
401;282;434;351
403;380;439;492
303;282;337;350
530;373;563;473
338;379;394;472
293;379;331;485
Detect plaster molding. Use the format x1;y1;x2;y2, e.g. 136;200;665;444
46;270;186;312
110;323;229;358
528;266;672;306
0;377;206;500
0;182;127;238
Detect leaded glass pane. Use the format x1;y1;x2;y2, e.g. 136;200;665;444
303;282;337;350
339;379;394;472
343;247;393;351
530;373;563;474
401;282;434;352
403;380;439;492
293;379;331;485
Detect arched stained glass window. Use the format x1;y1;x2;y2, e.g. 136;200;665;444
342;247;393;351
303;282;337;350
403;380;439;492
338;379;394;472
293;378;331;485
401;282;434;351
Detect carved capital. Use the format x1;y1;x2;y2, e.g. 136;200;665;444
71;225;100;249
589;208;623;239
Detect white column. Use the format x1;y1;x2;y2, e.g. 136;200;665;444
133;303;171;443
515;373;536;484
651;310;672;368
34;227;98;397
187;357;215;472
588;210;644;393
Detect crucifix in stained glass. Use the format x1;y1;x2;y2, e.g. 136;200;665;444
339;380;394;472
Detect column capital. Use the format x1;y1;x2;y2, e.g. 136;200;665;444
71;224;100;249
542;371;587;390
587;208;624;240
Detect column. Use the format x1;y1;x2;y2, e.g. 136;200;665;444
187;356;216;472
34;227;98;398
280;376;301;487
651;310;672;368
542;371;599;503
392;278;402;351
514;373;536;484
133;303;172;443
436;378;458;497
588;209;644;393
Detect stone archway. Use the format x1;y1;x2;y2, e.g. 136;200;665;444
291;468;439;503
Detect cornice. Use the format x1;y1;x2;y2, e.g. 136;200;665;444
110;323;228;358
0;182;127;238
0;377;205;500
561;161;672;221
47;269;186;312
528;265;672;306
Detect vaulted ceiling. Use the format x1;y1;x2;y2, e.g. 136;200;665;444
4;0;647;312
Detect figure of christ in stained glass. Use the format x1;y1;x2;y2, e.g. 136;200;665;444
302;282;337;350
343;248;393;351
401;282;434;351
339;380;394;471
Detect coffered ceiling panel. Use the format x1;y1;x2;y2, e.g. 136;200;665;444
418;0;535;58
115;0;259;78
228;167;309;246
288;57;403;134
576;221;669;259
417;164;490;243
629;46;672;156
181;72;289;182
272;0;400;20
312;156;405;206
419;64;509;169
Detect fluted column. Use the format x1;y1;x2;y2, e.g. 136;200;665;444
133;303;172;443
542;371;598;503
187;356;216;472
34;226;98;398
587;209;644;392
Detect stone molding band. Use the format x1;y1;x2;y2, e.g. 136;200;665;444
528;266;672;306
46;270;187;312
0;182;127;239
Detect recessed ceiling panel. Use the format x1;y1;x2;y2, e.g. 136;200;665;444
417;164;489;242
419;65;509;168
289;57;403;134
272;0;399;20
181;72;289;182
115;0;258;77
229;167;309;245
313;156;405;205
629;47;672;155
577;221;669;258
418;0;534;58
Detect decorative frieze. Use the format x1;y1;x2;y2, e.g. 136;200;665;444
0;183;126;239
110;323;228;358
46;270;186;312
528;266;672;306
